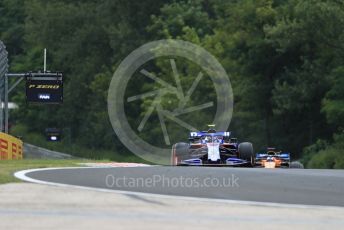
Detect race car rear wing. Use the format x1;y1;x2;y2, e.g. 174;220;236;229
189;131;231;138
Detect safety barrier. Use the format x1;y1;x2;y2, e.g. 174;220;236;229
0;132;23;160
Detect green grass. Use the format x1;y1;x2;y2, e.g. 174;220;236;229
0;159;110;184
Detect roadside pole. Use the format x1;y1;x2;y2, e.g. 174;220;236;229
3;73;25;133
4;73;8;133
0;40;9;133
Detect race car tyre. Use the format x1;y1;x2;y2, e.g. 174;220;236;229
290;161;304;169
171;142;190;166
238;142;255;166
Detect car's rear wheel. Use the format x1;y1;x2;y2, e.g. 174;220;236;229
238;142;255;166
171;142;190;166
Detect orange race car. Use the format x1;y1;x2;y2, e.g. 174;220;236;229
255;147;291;168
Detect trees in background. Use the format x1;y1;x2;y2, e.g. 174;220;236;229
1;0;343;167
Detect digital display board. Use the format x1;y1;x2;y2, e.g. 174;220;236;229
25;73;63;104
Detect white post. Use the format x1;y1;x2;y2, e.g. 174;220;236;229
44;48;47;72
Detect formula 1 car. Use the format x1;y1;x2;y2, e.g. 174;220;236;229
171;126;255;166
255;147;291;168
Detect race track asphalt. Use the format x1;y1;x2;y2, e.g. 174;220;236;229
24;166;344;207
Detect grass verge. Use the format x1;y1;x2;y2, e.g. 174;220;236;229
0;159;109;184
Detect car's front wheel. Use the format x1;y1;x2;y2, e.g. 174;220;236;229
238;142;255;166
290;161;304;169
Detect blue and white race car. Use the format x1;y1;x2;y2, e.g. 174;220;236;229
171;126;255;166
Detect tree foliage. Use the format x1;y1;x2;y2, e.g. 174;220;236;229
1;0;343;166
